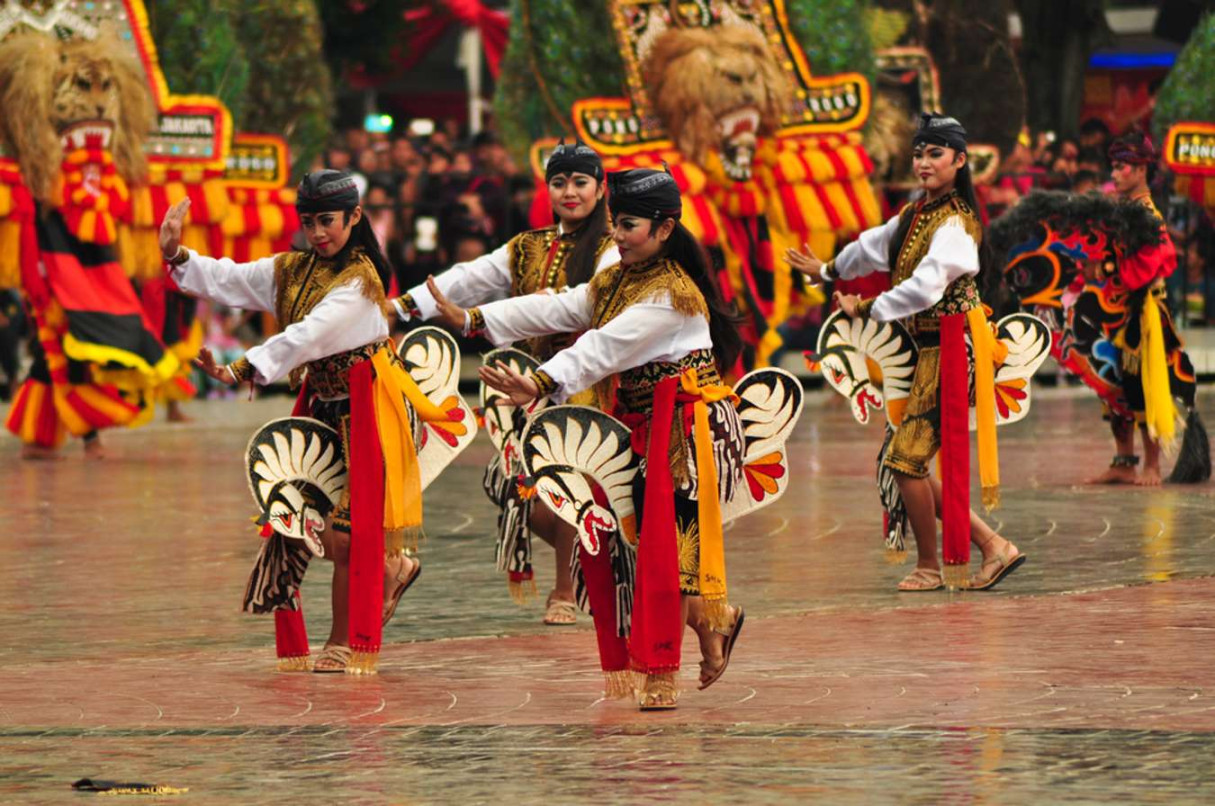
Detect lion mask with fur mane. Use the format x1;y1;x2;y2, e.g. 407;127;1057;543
642;25;791;182
0;28;154;205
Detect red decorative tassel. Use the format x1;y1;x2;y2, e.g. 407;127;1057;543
939;314;971;588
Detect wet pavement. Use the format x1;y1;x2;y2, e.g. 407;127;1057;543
2;387;1214;803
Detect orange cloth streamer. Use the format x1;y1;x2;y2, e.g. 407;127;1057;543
680;369;739;630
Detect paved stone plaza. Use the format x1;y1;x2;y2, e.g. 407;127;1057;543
2;388;1214;803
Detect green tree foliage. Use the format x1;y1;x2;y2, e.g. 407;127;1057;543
1153;13;1215;144
148;0;332;179
493;0;625;162
230;0;333;178
921;0;1024;155
1015;0;1111;138
146;0;250;123
784;0;875;85
317;0;412;79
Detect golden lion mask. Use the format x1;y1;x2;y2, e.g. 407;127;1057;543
0;29;154;205
642;25;792;182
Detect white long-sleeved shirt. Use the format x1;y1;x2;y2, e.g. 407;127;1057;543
170;249;388;386
400;224;620;320
478;284;711;405
832;213;979;323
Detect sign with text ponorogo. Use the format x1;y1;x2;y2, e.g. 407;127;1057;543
1164;122;1215;177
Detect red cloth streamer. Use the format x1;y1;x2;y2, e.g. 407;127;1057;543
271;384;315;663
939;313;970;572
626;376;683;675
347;360;386;662
274;599;309;661
578;542;630;675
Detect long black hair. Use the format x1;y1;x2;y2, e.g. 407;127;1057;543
886;156;1005;307
336;210;394;293
557;192;610;287
661;221;743;372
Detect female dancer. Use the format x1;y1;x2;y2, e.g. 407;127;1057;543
432;167;746;710
394;141;618;624
160;169;435;673
788;115;1024;592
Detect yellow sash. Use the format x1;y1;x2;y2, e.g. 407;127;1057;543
369;348;461;554
680;369;739;631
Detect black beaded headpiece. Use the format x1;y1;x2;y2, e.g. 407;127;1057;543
545;139;604;182
606;167;682;221
295;169;360;214
912;114;969;153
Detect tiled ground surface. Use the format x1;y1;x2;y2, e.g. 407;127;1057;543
2;388;1214;803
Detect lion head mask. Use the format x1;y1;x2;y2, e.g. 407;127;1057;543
642;25;791;182
0;28;155;205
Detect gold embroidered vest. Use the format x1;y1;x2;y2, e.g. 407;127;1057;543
507;225;615;361
587;256;714;412
892;192;983;333
272;248;390;391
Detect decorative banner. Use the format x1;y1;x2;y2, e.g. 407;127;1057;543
875;46;941;115
1164;121;1215;178
225;134;291;189
574;0;871;154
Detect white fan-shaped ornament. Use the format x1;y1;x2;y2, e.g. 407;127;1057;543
398;326;478;487
246;417;347;557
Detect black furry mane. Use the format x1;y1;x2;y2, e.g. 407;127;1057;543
988;191;1165;265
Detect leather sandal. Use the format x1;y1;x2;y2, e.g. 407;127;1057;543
312;644;352;674
966;549;1026;591
543;595;578;626
897;567;944;592
698;606;745;691
638;675;679;711
383;556;421;627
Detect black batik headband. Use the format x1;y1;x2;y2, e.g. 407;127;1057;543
606;167;682;221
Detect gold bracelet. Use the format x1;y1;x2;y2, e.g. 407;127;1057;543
228;357;253;383
165;245;189;266
531;369;557;398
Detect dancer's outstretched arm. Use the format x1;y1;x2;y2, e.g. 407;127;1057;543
160;198;276;312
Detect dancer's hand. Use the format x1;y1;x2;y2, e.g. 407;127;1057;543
427;276;466;332
478;361;540;406
159;198;191;261
785;242;824;283
834;291;861;318
194;347;236;385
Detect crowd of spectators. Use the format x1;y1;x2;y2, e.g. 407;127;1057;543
976;119;1215;327
305;117;538;299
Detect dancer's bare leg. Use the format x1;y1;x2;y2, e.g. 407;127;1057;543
895;472;940;569
166;400;191;423
82;431;104;460
318;527;351;649
1137;424;1162;486
1088;416;1137;484
926;476;1016;561
528;503;577;615
20;443;63;460
686;595;741;687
